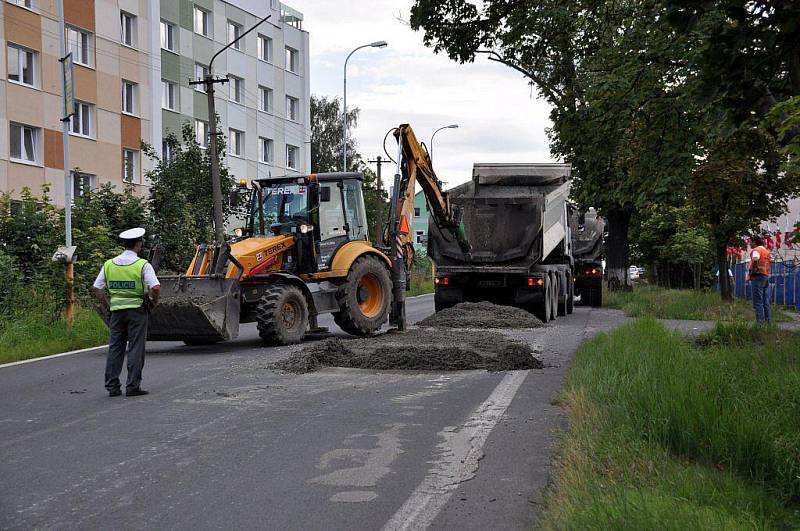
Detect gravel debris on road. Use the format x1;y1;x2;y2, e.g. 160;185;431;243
417;301;543;329
271;329;543;373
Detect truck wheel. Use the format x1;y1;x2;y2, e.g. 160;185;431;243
434;288;459;312
591;286;603;307
566;277;574;314
333;256;392;336
257;284;308;346
557;274;567;317
533;281;551;323
550;274;559;321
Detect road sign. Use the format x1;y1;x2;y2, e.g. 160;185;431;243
62;52;74;119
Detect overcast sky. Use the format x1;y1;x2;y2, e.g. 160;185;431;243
293;0;556;188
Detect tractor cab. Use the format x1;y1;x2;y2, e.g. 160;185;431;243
245;173;370;272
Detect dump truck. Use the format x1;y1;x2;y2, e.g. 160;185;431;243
571;208;604;306
427;163;574;322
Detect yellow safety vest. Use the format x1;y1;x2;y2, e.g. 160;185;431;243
104;258;147;311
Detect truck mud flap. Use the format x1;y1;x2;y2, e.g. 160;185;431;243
147;277;241;342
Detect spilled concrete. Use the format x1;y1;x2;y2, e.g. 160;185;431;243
417;301;543;329
271;329;542;373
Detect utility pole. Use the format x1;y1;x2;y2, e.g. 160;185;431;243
57;0;75;325
190;14;271;245
367;155;392;247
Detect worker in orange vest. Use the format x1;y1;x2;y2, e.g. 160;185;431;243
747;234;771;323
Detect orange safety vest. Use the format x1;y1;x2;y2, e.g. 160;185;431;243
750;245;770;276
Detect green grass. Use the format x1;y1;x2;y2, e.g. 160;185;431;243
540;318;800;530
605;285;791;322
0;306;108;364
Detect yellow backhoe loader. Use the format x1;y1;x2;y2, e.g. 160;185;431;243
137;124;467;346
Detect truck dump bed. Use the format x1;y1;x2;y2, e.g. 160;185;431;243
428;163;571;271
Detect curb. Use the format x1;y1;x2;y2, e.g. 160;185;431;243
0;344;107;369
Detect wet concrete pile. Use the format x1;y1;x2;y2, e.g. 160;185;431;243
417;301;543;329
272;329;542;374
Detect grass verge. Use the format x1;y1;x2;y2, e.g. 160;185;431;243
540;318;800;530
0;306;108;364
605;285;790;321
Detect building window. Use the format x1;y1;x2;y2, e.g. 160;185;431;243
229;76;243;104
286;144;298;169
258;35;273;62
259;86;273;113
73;171;96;198
160;21;176;52
121;80;137;115
415;231;425;244
162;80;177;111
69;101;93;137
194;63;208;92
195;120;208;148
120;11;136;47
194;7;211;38
9;122;39;164
9;0;34;8
285;46;299;73
227;21;242;49
414;207;421;217
161;140;174;163
229;129;243;157
67;27;92;67
286;96;299;121
259;137;273;163
122;149;138;183
7;44;37;88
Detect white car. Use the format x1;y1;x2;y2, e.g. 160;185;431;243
628;266;640;281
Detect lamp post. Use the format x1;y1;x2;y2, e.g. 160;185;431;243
430;124;459;163
342;41;387;171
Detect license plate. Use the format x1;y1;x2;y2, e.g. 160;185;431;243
477;280;502;287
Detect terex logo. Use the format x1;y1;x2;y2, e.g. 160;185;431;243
268;242;287;255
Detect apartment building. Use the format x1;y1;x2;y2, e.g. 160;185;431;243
159;0;310;182
0;0;161;206
0;0;310;207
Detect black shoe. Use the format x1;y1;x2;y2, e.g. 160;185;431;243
125;388;149;397
108;389;122;397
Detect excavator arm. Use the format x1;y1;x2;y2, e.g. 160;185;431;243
387;124;470;330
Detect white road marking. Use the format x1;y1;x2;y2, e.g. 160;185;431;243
0;344;107;369
381;370;530;531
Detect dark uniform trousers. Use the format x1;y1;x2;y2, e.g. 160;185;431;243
105;306;148;392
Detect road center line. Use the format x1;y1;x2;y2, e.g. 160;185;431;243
381;369;530;531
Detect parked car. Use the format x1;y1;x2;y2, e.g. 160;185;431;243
628;265;640;281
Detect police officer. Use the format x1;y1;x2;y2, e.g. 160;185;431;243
93;228;161;397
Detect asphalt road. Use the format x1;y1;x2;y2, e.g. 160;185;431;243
0;295;627;530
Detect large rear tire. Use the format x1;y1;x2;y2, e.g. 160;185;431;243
534;280;551;323
257;284;309;346
333;256;392;336
557;274;567;317
591;285;603;307
434;288;460;312
566;276;574;314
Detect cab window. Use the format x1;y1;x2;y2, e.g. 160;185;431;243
318;183;347;241
342;179;368;241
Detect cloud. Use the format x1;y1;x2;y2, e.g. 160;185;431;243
293;0;557;187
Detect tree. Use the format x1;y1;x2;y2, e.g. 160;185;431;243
410;0;698;289
143;122;234;272
311;95;361;174
311;95;388;244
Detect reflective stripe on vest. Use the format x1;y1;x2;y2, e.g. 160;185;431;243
751;245;771;276
104;258;147;311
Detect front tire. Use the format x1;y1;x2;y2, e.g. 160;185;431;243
257;284;309;346
333;256;392;336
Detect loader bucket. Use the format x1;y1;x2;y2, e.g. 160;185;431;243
147;276;241;343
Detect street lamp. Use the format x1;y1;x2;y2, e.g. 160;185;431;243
430;124;459;163
342;41;388;171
